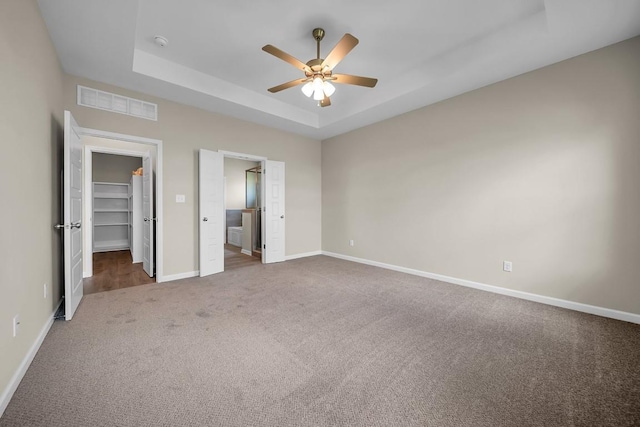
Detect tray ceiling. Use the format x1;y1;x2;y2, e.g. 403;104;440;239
38;0;640;139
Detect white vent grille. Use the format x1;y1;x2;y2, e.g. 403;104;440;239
77;85;157;121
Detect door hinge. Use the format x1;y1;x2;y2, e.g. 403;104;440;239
263;244;266;249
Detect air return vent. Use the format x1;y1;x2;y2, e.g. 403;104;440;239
77;85;157;121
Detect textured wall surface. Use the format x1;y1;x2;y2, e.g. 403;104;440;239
0;0;64;408
323;37;640;314
224;158;259;210
92;153;142;184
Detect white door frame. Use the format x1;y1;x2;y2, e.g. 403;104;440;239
80;128;165;282
141;153;155;277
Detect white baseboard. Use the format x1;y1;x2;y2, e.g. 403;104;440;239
241;249;252;256
322;251;640;325
285;250;322;261
0;300;62;417
160;270;199;282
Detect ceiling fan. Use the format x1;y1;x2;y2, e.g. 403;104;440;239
262;28;378;107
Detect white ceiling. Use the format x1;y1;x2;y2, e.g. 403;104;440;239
38;0;640;140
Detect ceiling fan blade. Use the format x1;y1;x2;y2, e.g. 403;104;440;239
332;74;378;88
267;78;308;93
321;34;359;70
262;45;311;73
320;95;331;107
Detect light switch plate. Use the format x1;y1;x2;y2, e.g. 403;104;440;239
176;194;186;203
13;315;20;337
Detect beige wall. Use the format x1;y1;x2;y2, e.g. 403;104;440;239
322;36;640;315
92;153;142;184
224;158;259;210
0;0;64;405
63;75;322;276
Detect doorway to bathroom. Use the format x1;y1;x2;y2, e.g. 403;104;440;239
223;158;262;271
198;149;285;277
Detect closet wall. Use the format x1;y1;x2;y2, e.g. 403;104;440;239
93;153;141;183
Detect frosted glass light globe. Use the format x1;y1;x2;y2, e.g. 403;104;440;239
301;82;314;97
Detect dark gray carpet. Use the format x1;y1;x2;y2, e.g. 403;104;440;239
1;256;639;426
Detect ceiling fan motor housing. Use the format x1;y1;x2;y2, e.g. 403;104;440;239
312;28;325;42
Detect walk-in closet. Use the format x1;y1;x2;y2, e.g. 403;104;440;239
85;152;155;293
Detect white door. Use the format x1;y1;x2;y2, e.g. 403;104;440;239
199;149;225;276
263;160;285;263
62;111;84;320
142;152;154;277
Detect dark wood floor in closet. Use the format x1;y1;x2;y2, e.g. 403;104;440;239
83;251;155;295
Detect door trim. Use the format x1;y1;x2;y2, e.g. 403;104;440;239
219;150;267;162
79;128;165;283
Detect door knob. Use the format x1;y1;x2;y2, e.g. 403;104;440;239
203;217;208;222
280;215;284;219
54;223;81;230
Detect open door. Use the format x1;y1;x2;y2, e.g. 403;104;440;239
199;149;224;276
142;152;154;277
263;160;285;263
60;111;84;320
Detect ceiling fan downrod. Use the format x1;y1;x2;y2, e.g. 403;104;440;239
312;28;325;60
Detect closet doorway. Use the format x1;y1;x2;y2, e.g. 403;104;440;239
82;134;161;293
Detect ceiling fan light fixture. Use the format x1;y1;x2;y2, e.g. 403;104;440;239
263;28;377;107
323;81;336;97
312;76;325;100
301;81;314;97
312;76;323;91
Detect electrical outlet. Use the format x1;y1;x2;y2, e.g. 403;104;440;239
349;239;355;247
44;283;47;299
12;315;20;337
175;194;186;203
503;261;513;272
